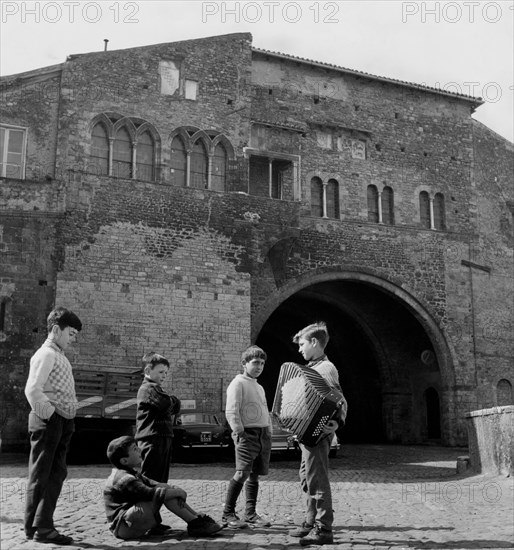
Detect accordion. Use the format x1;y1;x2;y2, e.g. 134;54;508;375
272;362;346;447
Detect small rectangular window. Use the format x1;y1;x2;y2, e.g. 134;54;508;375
0;125;27;179
185;80;198;100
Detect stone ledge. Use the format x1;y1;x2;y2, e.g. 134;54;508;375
466;405;513;475
466;405;514;418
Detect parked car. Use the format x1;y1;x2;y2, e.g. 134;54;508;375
271;414;340;458
270;414;299;454
172;412;232;454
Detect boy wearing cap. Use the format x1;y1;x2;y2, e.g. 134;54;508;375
103;436;222;539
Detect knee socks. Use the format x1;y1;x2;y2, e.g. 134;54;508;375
223;478;244;516
245;480;259;518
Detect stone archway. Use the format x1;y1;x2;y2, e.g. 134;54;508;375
254;271;456;444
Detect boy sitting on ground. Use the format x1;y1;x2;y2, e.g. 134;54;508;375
103;436;222;539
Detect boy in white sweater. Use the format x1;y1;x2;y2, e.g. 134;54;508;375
223;345;272;529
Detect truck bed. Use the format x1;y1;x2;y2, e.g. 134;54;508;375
74;366;142;420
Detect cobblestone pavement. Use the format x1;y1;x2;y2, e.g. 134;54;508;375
1;445;513;550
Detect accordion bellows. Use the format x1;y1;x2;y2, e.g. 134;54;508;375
272;362;346;447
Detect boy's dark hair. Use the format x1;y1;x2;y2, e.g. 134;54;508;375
47;307;82;333
241;345;267;365
106;435;136;468
141;352;170;372
293;322;329;348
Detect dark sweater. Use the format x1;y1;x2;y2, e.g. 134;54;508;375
103;467;166;531
135;377;181;439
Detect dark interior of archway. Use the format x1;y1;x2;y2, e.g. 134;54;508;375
256;281;436;444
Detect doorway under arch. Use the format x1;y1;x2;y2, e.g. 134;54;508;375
424;387;442;439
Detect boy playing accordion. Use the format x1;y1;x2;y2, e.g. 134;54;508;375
289;322;347;546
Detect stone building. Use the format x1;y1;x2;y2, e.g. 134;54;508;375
1;33;512;449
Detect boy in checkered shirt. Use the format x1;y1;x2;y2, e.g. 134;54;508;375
24;306;82;545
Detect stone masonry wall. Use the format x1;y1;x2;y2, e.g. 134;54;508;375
55;33;253;181
1;33;512;449
470;122;514;409
55;172;301;410
56;221;250;410
0;180;66;446
1;68;62;180
251;53;475;233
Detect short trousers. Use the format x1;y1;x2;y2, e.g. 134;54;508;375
233;427;271;475
112;501;159;540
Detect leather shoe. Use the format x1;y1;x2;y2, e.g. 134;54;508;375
33;530;73;545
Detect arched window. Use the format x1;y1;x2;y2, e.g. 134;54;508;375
113;127;132;179
90;123;109;175
211;143;227;192
434;193;446;230
136;131;155;182
382;186;394;225
190;140;208;189
170;136;187;187
326;179;339;219
497;379;513;406
310;177;323;217
419;191;430;228
367;185;379;222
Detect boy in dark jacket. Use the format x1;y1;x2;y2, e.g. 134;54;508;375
103;436;222;539
135;352;180;484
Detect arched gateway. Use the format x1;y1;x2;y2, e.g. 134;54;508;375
253;271;457;445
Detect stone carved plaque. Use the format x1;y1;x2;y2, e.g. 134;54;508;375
159;60;180;95
351;140;366;159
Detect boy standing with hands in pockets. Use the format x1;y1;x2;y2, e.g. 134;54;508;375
24;306;82;545
223;345;272;529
